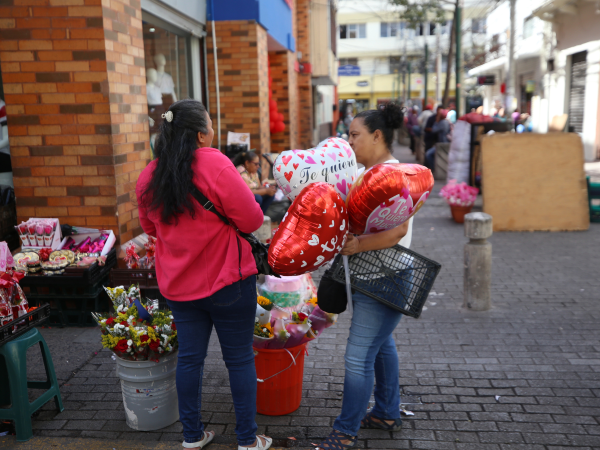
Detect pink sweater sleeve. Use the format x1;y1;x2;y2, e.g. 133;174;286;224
214;165;264;234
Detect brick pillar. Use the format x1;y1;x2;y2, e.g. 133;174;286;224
296;0;313;149
206;21;270;155
0;0;150;244
269;51;298;152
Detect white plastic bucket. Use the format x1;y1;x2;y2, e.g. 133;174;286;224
115;351;179;431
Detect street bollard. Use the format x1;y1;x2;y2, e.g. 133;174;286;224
463;212;493;311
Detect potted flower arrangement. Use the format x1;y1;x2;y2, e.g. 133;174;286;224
440;179;479;223
92;285;179;431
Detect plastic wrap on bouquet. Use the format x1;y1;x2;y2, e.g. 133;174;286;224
299;327;319;345
270;305;291;322
268;319;291;349
285;321;311;348
253;335;275;349
308;305;337;334
255;304;271;326
258;284;302;309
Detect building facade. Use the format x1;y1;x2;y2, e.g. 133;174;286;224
468;0;600;161
0;0;338;244
336;0;487;115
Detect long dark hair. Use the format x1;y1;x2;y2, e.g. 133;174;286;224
141;99;209;224
355;102;404;148
232;151;258;168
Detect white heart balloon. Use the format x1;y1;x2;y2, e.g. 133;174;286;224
273;137;358;201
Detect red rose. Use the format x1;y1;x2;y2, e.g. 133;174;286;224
149;339;160;351
140;335;149;343
105;317;115;326
171;323;176;331
138;318;143;322
113;339;128;353
297;313;308;322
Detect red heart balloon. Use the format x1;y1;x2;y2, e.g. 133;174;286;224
268;182;349;276
397;163;434;205
346;163;433;235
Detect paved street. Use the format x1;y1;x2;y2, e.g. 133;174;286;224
17;145;600;449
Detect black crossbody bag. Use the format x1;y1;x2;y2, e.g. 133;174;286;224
190;186;279;277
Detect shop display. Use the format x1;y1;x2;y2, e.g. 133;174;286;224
268;182;349;276
253;275;336;350
273;137;357;201
15;219;60;249
123;236;156;270
0;268;30;329
93;284;177;362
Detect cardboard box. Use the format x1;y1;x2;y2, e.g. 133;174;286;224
20;218;62;250
59;229;116;257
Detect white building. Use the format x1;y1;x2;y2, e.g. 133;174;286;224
337;0;488;113
468;0;600;161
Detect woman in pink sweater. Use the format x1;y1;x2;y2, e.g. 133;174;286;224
136;99;272;450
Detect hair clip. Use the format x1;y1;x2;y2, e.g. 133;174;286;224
161;111;174;122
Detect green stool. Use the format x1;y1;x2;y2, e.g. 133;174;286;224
0;328;64;441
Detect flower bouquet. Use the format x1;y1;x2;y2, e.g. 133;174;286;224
253;293;336;350
92;284;177;362
440;179;479;223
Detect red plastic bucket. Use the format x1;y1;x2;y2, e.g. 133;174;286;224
254;343;307;416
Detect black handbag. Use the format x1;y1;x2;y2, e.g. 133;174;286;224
316;255;352;314
190;186;278;277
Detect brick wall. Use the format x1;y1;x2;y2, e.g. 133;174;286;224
0;0;150;244
269;50;298;152
103;0;151;244
206;21;270;155
296;0;313;149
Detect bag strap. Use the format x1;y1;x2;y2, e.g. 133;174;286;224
190;186;229;226
190;185;243;279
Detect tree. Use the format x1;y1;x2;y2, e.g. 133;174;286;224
389;0;458;107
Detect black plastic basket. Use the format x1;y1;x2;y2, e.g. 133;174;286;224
330;245;441;318
0;303;51;346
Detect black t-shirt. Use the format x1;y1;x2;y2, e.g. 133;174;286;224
424;114;438;150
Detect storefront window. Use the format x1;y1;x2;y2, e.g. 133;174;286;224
142;20;190;149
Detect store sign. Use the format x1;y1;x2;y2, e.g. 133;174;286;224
356;80;369;87
526;80;536;93
477;75;496;85
339;65;361;76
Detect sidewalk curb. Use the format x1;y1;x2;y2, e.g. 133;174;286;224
0;436;289;450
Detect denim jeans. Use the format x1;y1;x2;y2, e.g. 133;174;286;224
254;193;275;214
332;290;404;436
425;147;436;170
167;276;258;446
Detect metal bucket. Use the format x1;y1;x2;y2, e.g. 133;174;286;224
115;351;179;431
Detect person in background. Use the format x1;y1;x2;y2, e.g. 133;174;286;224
493;107;506;121
425;109;450;170
337;120;347;137
423;105;443;153
406;106;419;154
418;104;433;128
344;112;354;134
233;151;276;214
315;102;412;450
136;99;273;450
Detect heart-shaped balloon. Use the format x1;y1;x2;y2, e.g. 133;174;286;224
268;182;349;276
273;137;357;201
346;163;433;235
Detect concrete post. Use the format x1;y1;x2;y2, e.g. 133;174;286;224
463;212;493;311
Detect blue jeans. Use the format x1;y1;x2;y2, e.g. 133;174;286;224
254;193;274;214
425;147;436;170
167;276;258;446
333;290;404;436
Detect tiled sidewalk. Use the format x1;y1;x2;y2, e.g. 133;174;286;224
29;148;600;449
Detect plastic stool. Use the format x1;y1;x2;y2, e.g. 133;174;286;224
0;328;64;441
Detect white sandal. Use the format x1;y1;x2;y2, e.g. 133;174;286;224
182;431;216;448
238;434;272;450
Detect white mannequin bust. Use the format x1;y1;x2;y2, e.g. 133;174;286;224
153;53;177;101
146;68;163;106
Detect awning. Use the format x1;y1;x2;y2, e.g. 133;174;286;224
468;56;507;77
533;0;578;21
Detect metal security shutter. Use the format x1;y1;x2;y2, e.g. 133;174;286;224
568;51;587;133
